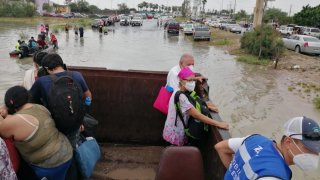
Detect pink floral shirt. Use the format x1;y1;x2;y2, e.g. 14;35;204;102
0;138;17;179
162;91;193;146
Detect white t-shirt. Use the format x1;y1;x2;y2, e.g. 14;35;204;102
228;136;282;180
166;65;181;91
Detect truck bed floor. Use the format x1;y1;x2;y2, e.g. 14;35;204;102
92;143;164;180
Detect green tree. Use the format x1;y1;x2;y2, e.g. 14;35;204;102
263;8;288;24
88;5;100;14
69;2;78;12
43;3;53;12
77;0;90;13
293;5;320;28
138;3;143;11
202;0;207;13
235;9;248;21
241;25;284;59
117;3;129;14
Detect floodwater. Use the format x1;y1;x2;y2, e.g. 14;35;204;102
0;19;320;179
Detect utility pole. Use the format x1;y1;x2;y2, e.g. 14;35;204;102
288;4;292;17
253;0;264;28
234;0;236;16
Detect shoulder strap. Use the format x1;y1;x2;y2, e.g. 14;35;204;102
174;91;187;128
50;71;74;83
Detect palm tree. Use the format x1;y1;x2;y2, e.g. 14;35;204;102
202;0;207;13
138;3;143;11
161;4;164;12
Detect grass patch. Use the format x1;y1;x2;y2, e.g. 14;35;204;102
212;39;230;46
314;97;320;110
288;86;295;91
237;55;271;65
0;17;92;27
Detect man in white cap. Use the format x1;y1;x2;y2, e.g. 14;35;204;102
215;116;320;180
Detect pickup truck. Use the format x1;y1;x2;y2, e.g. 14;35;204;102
69;67;230;180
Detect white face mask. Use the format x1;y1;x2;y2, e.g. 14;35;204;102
184;81;196;92
289;140;319;171
188;65;194;71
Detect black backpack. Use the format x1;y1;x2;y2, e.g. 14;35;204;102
48;71;85;135
174;91;211;141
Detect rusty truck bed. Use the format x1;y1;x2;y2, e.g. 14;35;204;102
69;67;230;180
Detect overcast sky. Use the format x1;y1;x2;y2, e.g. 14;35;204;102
51;0;319;15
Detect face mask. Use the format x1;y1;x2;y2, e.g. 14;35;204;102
184;81;196;92
289;139;319;171
188;65;194;71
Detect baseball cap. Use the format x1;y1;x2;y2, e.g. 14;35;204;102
178;67;194;80
284;116;320;153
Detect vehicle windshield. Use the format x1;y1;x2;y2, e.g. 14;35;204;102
185;24;193;28
311;29;320;33
303;37;320;42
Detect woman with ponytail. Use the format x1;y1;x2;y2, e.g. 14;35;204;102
0;86;73;180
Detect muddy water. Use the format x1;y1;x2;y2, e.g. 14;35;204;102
0;19;319;179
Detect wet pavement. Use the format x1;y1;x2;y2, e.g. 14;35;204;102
0;19;320;179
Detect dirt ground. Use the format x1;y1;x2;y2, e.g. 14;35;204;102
210;28;320;83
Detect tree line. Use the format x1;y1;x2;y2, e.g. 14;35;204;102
137;1;181;12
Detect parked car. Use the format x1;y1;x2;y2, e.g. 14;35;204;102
120;16;130;26
283;35;320;55
229;24;242;33
219;21;229;30
279;26;294;36
183;24;194;35
131;18;143;26
303;27;320;39
63;13;74;18
193;25;211;41
166;22;180;35
91;19;102;28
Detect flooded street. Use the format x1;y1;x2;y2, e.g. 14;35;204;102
0;19;320;179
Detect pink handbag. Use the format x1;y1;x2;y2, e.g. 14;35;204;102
153;86;173;114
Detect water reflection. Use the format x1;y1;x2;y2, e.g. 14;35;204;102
80;38;84;47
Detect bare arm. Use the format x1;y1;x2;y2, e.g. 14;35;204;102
214;140;235;168
187;107;229;129
0;115;14;138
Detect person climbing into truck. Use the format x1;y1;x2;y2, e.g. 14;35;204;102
163;67;229;147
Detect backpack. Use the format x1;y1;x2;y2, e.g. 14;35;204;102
48;71;85;135
174;91;211;141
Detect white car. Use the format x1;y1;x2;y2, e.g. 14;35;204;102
303;27;320;39
279;26;294;36
229;24;242;33
183;24;194;35
283;35;320;55
131;18;143;26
